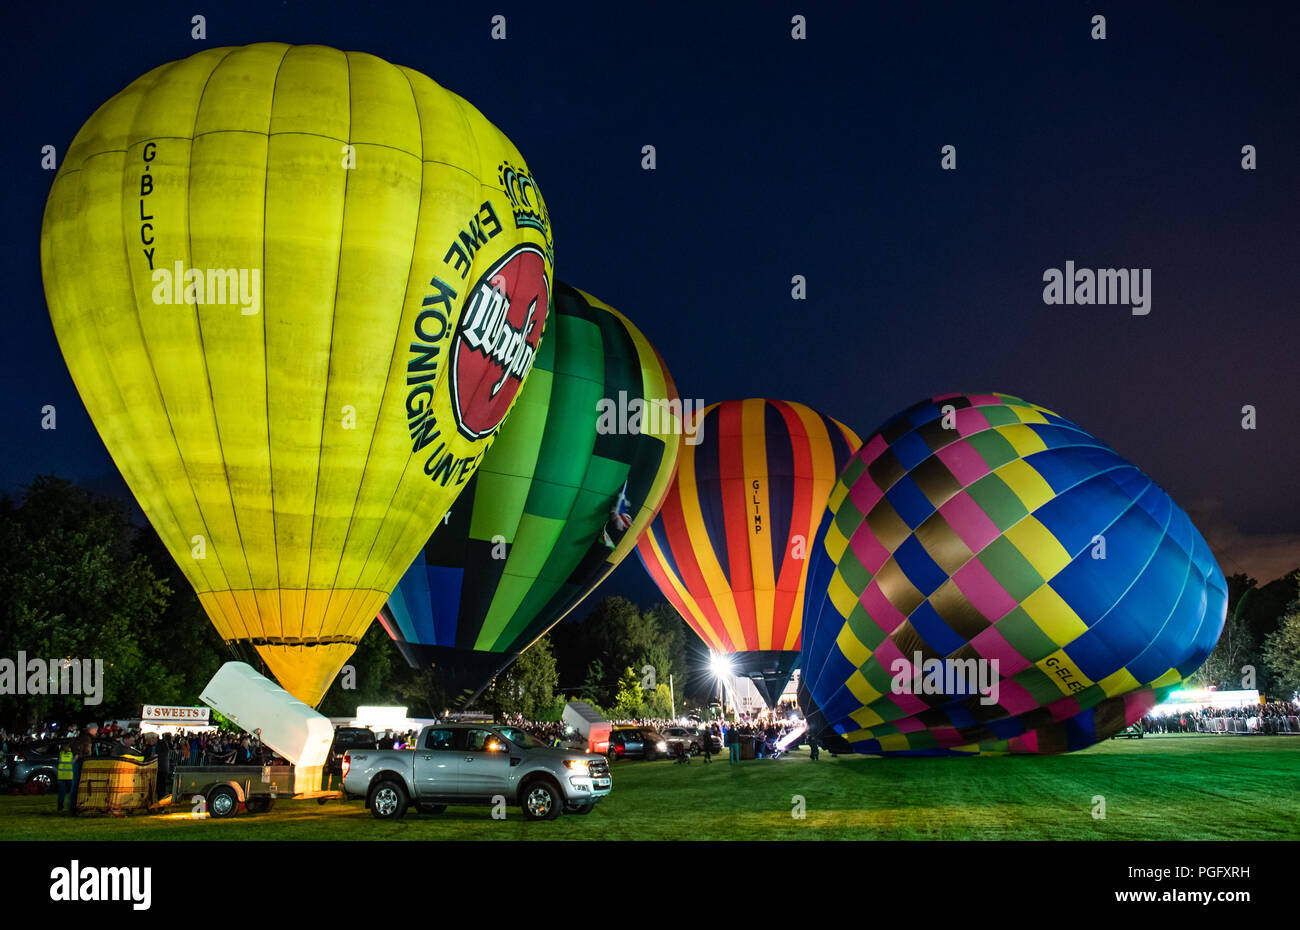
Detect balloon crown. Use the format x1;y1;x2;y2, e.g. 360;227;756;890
498;160;552;251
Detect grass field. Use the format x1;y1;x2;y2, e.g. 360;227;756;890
2;734;1297;841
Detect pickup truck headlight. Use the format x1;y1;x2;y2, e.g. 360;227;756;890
563;759;589;771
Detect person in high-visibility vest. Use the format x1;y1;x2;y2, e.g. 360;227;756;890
56;743;74;814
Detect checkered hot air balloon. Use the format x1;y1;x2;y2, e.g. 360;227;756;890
378;282;681;704
800;393;1227;755
636;399;861;708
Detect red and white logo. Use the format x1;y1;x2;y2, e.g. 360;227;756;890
449;244;549;440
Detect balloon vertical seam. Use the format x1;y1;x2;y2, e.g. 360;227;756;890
307;48;356;643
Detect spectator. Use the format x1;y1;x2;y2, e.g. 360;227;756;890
56;741;75;813
70;721;98;804
116;732;143;760
143;732;172;799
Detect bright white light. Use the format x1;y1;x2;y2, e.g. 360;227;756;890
353;706;410;730
709;653;733;677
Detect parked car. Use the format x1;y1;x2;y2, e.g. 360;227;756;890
342;722;611;821
608;726;668;760
326;726;377;777
661;726;697;755
8;742;60;791
5;738;116;793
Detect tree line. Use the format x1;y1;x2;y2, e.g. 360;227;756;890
3;476;1296;729
1193;571;1300;696
0;477;718;727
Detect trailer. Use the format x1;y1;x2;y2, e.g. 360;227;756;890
169;662;342;818
563;700;611;755
171;762;335;818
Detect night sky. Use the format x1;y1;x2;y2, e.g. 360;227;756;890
2;0;1297;620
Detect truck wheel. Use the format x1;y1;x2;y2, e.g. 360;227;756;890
565;801;595;815
419;803;447;815
245;797;275;815
368;779;408;820
28;771;53;793
521;778;562;821
207;786;239;819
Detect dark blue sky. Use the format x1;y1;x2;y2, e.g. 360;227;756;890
2;1;1297;612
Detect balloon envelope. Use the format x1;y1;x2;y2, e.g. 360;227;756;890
41;43;554;704
378;282;682;702
637;399;861;707
800;392;1227;754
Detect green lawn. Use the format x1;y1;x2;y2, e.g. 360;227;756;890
3;734;1297;841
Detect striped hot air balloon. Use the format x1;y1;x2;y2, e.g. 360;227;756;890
636;399;861;707
378;282;681;703
800;393;1228;755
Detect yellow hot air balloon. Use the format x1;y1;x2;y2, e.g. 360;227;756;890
40;43;554;704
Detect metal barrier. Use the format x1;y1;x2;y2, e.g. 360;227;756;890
1193;715;1299;734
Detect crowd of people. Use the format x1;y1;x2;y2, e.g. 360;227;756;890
488;711;809;761
498;715;569;744
1;723;266;766
720;719;808;759
1;721;273;810
1141;699;1300;735
595;714;808;760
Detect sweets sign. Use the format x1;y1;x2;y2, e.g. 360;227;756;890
141;705;210;725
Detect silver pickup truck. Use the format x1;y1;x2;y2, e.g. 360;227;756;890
342;722;611;821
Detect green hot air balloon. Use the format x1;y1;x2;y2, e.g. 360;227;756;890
377;282;682;702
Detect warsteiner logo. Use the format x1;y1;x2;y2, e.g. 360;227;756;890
449;244;549;440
